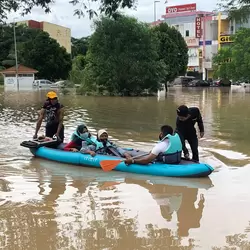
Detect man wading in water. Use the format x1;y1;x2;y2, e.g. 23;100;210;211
175;105;204;162
33;91;65;142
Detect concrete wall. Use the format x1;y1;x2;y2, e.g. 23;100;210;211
42;22;71;54
3;74;35;89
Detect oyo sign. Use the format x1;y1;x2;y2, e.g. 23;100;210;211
166;3;196;14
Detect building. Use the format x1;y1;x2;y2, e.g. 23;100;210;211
17;20;71;54
151;4;231;80
0;64;38;89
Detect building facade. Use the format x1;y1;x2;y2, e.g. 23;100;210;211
151;4;231;80
18;20;71;54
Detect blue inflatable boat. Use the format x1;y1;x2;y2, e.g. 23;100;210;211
21;140;214;178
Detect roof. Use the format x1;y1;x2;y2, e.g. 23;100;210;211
0;64;38;74
161;11;214;19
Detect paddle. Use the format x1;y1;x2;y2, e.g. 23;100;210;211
100;152;149;172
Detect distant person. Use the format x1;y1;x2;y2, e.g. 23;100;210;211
63;124;96;153
33;91;64;142
125;125;182;165
176;105;204;162
81;129;132;158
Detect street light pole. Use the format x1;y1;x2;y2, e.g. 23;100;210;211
154;0;160;22
13;18;19;89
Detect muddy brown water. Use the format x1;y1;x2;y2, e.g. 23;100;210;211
1;86;250;249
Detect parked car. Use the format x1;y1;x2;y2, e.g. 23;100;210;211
214;79;232;87
188;80;210;87
33;79;56;88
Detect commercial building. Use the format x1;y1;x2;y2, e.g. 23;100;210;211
151;4;232;80
17;20;71;54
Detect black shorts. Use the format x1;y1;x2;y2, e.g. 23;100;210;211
45;124;64;142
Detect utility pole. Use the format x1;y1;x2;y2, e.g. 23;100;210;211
154;1;160;22
13;18;19;89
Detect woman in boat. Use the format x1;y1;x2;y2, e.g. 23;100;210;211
63;124;96;154
80;129;132;158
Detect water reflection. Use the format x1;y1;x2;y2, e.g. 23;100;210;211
0;157;214;249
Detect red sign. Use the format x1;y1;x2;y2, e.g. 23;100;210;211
166;3;196;14
195;17;202;38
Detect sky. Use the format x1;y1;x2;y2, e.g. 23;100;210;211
7;0;218;38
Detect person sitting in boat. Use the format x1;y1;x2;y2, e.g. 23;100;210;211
125;125;182;165
80;129;132;159
63;124;96;154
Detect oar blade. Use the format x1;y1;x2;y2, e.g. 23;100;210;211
100;160;122;172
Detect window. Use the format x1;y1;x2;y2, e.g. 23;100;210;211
185;30;189;37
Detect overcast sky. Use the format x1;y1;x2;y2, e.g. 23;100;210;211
7;0;218;38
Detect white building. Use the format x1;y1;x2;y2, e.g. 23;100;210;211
0;64;38;89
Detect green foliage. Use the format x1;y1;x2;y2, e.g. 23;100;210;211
83;15;166;96
0;75;4;85
218;0;250;23
71;37;89;58
19;31;72;80
69;55;86;86
213;28;250;81
0;24;72;81
152;23;188;83
0;0;136;22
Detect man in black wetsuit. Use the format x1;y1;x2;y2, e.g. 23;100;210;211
33;91;65;142
175;105;204;162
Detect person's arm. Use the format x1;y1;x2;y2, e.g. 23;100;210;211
80;144;96;156
33;109;45;139
196;108;204;136
131;153;157;165
125;142;166;165
55;107;64;139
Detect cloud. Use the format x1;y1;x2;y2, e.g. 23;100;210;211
7;0;218;38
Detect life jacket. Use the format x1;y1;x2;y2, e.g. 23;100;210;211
157;133;183;164
88;137;122;157
71;131;96;150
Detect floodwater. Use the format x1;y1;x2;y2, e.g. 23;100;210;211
1;85;250;249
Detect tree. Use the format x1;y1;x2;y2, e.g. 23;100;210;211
218;0;250;23
19;31;72;80
0;24;71;80
83;15;166;96
69;54;86;85
0;0;136;22
71;37;90;58
213;47;234;80
152;23;188;92
213;28;250;81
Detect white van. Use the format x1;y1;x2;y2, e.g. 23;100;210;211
33;79;57;88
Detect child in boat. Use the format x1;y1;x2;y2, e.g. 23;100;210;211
63;124;96;154
80;129;132;158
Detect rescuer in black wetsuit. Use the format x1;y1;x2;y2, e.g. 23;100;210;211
175;105;204;162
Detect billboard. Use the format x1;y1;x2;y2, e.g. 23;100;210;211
166;3;196;14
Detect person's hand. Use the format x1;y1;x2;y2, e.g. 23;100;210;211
124;153;132;159
70;148;78;152
90;151;96;157
200;132;204;138
125;158;133;165
33;134;37;140
54;134;61;141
